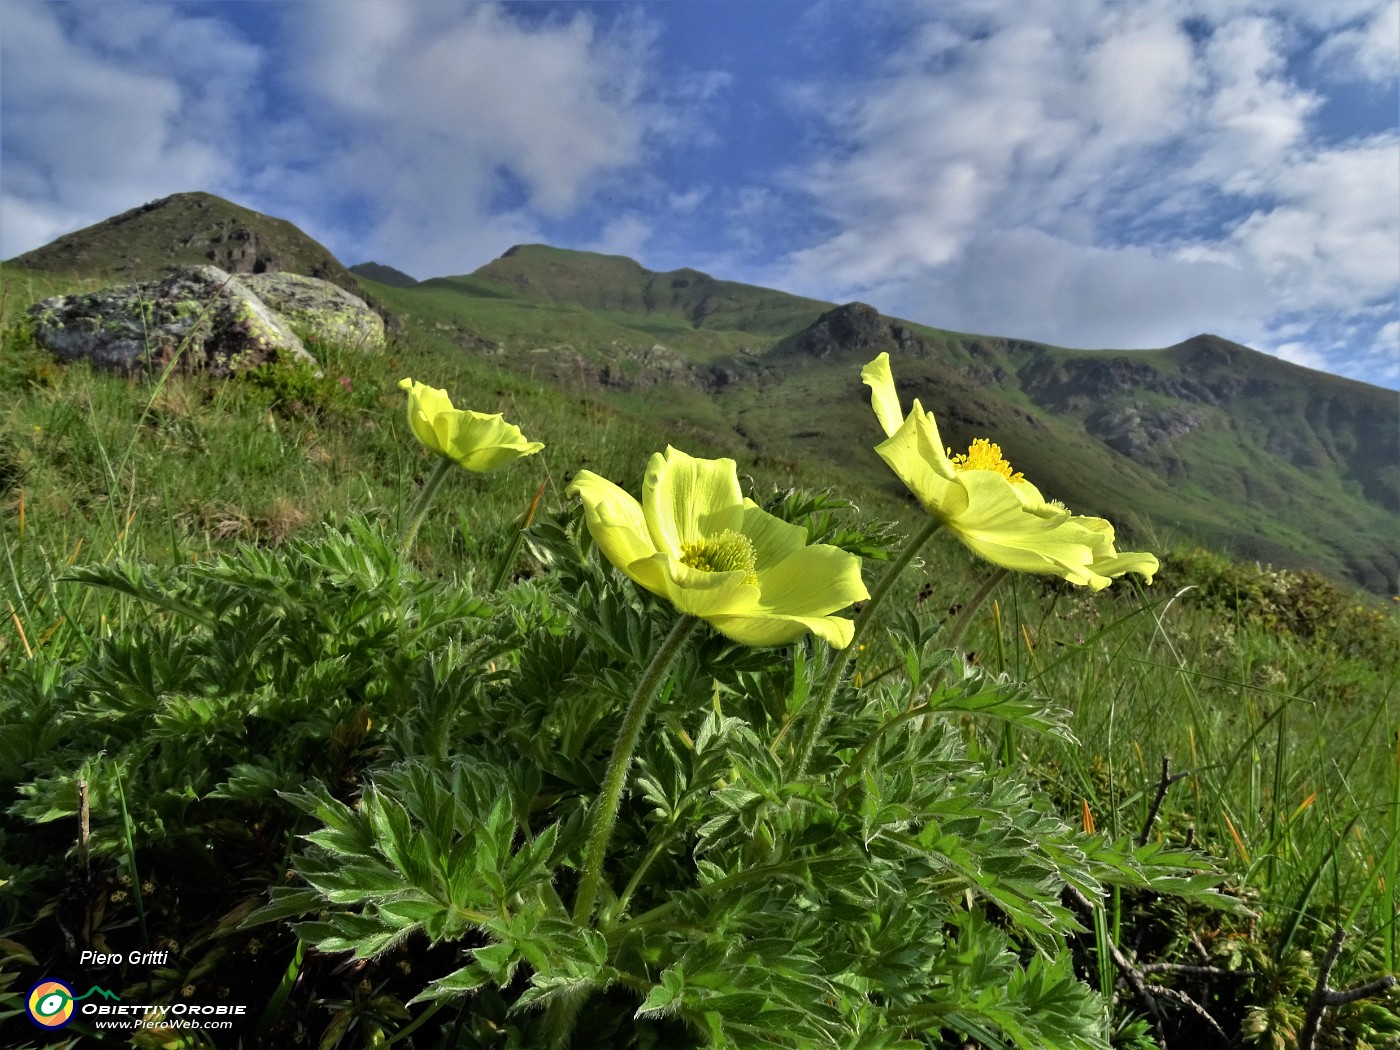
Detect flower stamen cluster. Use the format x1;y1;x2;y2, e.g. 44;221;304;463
949;438;1025;483
679;529;759;585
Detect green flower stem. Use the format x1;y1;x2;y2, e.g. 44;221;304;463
573;613;702;925
398;457;456;559
787;517;943;779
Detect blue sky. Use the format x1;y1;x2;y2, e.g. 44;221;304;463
3;1;1397;388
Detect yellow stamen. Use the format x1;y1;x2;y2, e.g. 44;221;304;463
948;438;1025;483
679;529;758;585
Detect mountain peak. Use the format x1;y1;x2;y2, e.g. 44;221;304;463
6;191;359;295
350;261;418;288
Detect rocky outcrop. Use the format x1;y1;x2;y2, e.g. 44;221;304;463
243;272;385;351
27;266;381;376
774;302;931;359
1084;402;1205;458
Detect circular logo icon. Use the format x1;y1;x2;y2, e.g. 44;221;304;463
27;980;76;1029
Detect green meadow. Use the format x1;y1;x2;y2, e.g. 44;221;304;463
1;266;1397;1049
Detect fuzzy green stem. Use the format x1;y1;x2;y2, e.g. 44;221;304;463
787;517;943;779
398;457;456;559
573;613;702;925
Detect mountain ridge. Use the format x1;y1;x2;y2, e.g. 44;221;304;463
6;194;1395;594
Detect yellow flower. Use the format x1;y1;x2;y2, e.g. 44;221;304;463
398;378;544;471
861;353;1157;590
567;447;869;647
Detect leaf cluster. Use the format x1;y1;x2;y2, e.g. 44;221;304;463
237;509;1237;1049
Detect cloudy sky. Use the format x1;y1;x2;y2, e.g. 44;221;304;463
3;1;1397;388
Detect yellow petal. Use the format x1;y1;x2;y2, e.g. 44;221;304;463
735;501;811;570
753;545;870;617
861;353;906;438
660;561;761;620
399;378;455;455
643;447;744;554
567;471;667;594
873;412;968;520
436;411;544;472
705;611;855;649
1079;517;1160;584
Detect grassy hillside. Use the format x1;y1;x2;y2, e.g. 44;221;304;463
355;248;1397;596
3;289;1398;1047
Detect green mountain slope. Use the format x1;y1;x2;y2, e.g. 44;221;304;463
7;191;362;295
7;194;1395;593
368;247;1396;594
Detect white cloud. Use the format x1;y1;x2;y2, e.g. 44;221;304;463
1271;341;1333;371
1227;134;1400;308
898;227;1272;351
270;2;663;267
264;1;668;274
768;0;1399;383
668;188;709;214
1314;2;1400;82
0;1;260;256
1;1;673;279
584;213;654;259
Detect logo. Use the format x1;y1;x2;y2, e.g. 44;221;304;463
26;980;120;1029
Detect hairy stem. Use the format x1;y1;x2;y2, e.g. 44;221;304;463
787;517;943;779
573;614;702;925
398;457;455;559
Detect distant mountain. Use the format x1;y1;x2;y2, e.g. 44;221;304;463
7;196;1396;593
350;262;418;288
6;192;363;297
471;244;830;338
365;245;1398;594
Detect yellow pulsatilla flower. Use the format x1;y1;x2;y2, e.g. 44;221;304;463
861;353;1158;590
398;378;544;471
567;446;869;647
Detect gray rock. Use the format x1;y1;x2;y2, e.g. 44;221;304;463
1085;401;1204;458
242;272;385;352
25;266;385;377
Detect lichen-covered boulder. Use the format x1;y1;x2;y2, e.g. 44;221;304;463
242;272;385;352
27;266;318;376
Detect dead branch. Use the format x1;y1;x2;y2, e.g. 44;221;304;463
1298;927;1398;1050
1139;754;1191;847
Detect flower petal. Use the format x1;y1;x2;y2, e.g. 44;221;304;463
1079;517;1159;584
436;411;545;472
704;611;855;649
567;471;668;594
861;353;906;438
753;544;870;617
874;411;968;520
736;500;812;570
660;561;761;620
643;447;744;554
399;378;455;455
